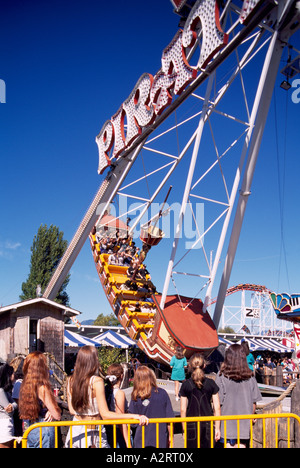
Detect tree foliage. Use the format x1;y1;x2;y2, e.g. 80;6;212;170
97;347;131;373
218;326;235;334
93;313;120;327
20;224;70;305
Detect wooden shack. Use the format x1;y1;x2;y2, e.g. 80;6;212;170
0;298;81;370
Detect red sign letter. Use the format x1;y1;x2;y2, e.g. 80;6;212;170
182;0;228;69
150;30;197;115
122;73;155;147
96;120;114;175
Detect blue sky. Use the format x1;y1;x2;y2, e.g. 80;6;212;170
0;0;299;325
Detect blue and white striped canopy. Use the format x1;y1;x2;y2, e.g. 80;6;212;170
64;329;102;347
94;330;136;348
218;336;293;352
240;338;293;353
218;336;234;347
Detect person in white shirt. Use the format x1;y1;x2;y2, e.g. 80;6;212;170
0;363;18;448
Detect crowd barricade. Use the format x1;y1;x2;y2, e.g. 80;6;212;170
17;413;300;448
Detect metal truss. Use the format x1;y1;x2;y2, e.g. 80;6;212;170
221;288;290;336
44;1;300;334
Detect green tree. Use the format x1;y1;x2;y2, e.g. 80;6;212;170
20;224;70;305
93;312;120;327
97;347;131;373
218;326;235;334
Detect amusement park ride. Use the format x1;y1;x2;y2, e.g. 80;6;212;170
43;0;300;363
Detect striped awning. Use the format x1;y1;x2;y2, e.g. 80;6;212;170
218;336;235;347
94;330;136;348
64;330;102;347
257;338;293;352
242;337;293;353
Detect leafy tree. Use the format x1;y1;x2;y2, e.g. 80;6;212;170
20;224;70;305
93;312;120;327
218;326;235;334
97;347;132;373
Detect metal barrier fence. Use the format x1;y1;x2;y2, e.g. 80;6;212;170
17;413;300;448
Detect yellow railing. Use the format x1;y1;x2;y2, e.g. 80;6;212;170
18;413;300;448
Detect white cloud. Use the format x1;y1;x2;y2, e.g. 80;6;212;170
0;240;22;259
5;241;21;250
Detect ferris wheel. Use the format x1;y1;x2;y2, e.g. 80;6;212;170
43;1;300;363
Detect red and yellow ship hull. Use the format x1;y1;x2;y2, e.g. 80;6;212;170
90;234;219;364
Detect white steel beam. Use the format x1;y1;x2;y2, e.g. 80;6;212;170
43;143;143;301
212;30;285;328
160;73;215;310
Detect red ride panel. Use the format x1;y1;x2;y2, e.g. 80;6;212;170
154;294;219;351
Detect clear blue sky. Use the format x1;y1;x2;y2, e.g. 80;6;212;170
0;0;299;324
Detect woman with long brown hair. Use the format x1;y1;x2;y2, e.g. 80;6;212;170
180;353;220;448
215;344;262;448
129;366;174;448
65;346;148;448
19;352;61;448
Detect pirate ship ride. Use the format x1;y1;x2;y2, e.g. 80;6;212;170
90;212;218;364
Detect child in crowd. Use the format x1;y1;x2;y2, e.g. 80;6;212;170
215;344;262;448
170;347;187;401
65;346;148;448
129;366;174;448
105;363;128;448
241;340;255;372
19;352;61;448
180;354;220;448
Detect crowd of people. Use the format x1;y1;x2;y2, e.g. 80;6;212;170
0;342;268;449
1;330;298;449
253;354;299;385
237;340;300;386
169;343;262;449
0;350;150;449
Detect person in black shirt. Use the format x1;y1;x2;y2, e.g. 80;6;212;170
179;353;221;448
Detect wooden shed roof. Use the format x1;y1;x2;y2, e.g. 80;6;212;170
0;298;81;318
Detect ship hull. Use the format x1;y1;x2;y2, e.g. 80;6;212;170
90;234;219;364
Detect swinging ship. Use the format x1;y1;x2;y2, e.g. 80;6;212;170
89;214;219;365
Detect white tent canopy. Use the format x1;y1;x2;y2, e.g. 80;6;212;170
218;336;235;347
240;337;293;353
251;338;294;353
64;329;102;347
218;335;294;353
94;330;136;348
